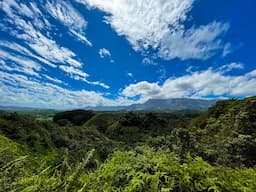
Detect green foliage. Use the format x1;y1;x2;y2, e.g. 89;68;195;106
101;111;197;145
0;146;95;192
82;147;256;192
1;97;256;191
0;134;21;155
190;96;256;166
84;113;119;135
53;110;95;126
0;112;54;153
82;146;179;191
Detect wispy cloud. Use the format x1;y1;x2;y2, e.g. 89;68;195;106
1;0;35;18
222;43;232;57
59;65;89;78
46;0;92;46
0;48;41;77
43;74;63;84
0;0;107;89
59;65;110;89
78;0;229;60
1;1;51;29
218;62;244;73
157;67;167;82
1;0;83;68
0;41;57;68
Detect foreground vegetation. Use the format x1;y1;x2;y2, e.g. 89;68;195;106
0;96;256;191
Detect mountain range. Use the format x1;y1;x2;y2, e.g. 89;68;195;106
87;98;217;111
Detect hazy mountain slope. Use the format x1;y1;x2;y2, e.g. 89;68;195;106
127;98;216;110
87;98;216;111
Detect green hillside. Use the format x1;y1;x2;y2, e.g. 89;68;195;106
0;97;256;191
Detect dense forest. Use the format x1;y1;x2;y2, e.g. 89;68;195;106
0;96;256;191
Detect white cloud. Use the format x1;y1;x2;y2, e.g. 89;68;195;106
77;0;229;60
99;48;111;58
46;0;92;46
78;0;193;50
122;81;161;99
127;72;133;77
121;65;256;101
158;22;230;60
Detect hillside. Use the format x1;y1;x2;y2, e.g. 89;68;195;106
190;96;256;166
0;97;256;191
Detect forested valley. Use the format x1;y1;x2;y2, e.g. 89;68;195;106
0;96;256;191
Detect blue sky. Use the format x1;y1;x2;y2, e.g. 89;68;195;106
0;0;256;109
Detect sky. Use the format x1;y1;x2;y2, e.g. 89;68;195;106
0;0;256;109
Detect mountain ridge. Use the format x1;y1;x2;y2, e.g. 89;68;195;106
87;98;217;111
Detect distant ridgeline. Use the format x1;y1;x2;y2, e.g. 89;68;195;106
0;96;256;191
86;98;217;111
127;98;217;111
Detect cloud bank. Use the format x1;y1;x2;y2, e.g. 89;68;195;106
122;63;256;102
